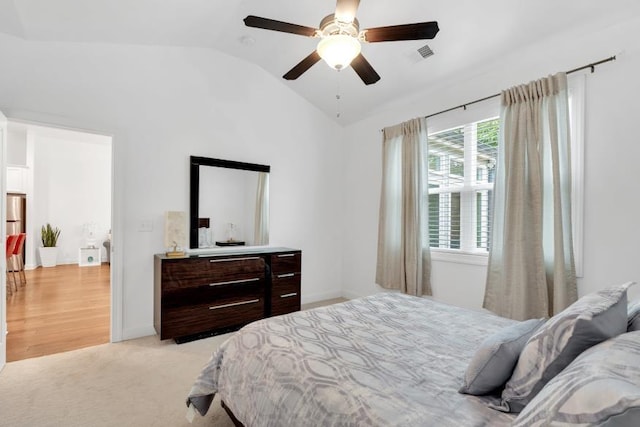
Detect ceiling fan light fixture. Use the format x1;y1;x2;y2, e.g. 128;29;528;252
317;34;361;70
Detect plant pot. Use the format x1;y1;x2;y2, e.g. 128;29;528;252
39;247;58;267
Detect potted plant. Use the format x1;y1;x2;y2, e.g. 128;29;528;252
39;223;61;267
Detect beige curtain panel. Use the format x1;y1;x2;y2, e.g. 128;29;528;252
376;117;431;296
484;72;577;320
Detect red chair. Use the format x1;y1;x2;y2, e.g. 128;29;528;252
5;234;18;294
12;233;26;286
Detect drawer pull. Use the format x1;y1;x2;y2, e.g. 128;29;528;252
209;299;260;310
277;273;295;278
280;293;298;298
277;254;295;258
209;278;261;287
208;256;261;263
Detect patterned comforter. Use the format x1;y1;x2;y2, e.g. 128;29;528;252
187;293;518;426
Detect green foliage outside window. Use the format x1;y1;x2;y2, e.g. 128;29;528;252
477;118;499;148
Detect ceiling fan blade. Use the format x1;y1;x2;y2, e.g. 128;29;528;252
351;53;381;85
363;21;439;42
283;51;322;80
335;0;361;23
244;15;317;37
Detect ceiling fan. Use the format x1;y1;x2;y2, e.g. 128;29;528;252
243;0;439;85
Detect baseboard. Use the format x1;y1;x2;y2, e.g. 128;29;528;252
26;260;107;269
121;325;157;341
301;290;344;305
341;290;365;300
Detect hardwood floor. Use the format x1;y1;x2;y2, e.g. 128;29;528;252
6;263;110;362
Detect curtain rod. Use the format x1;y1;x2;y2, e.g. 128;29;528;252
422;55;617;120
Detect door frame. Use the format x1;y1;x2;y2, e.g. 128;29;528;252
1;110;8;371
0;116;122;368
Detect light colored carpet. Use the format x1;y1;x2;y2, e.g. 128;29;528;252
0;333;236;427
0;298;347;426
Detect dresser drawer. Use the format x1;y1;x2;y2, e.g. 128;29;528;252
271;291;301;317
272;273;300;297
271;252;301;274
162;296;264;339
162;256;266;291
162;279;265;309
271;272;300;317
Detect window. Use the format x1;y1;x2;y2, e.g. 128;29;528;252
425;75;584;272
427;118;498;253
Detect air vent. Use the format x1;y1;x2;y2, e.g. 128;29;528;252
417;44;434;59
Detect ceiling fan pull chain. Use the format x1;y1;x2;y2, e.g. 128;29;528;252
336;69;342;118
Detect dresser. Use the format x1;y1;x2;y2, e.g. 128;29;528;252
154;247;301;341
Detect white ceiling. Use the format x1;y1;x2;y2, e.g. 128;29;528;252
2;0;640;124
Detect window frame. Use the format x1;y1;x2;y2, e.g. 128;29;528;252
427;120;497;253
426;101;499;264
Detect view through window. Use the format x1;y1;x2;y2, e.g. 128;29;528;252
427;118;499;252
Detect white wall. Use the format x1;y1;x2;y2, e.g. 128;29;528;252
0;33;345;339
6;127;26;165
341;15;640;307
32;130;112;266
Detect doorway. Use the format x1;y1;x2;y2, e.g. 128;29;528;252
4;120;113;361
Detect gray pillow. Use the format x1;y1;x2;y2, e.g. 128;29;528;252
513;331;640;427
498;282;634;413
459;318;545;395
628;300;640;331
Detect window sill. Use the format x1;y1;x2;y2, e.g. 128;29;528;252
430;249;489;266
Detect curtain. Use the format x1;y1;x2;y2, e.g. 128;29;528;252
253;172;269;245
484;72;577;320
375;117;431;296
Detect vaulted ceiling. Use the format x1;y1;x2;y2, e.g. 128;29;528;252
1;0;639;124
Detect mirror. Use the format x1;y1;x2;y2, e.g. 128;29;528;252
190;156;270;249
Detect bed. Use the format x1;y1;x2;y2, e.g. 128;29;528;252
187;284;640;426
186;293;518;426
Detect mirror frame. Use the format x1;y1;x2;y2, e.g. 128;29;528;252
189;156;270;249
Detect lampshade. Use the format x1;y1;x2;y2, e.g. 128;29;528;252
317;34;361;70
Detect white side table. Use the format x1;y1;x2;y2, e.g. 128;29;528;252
79;247;101;267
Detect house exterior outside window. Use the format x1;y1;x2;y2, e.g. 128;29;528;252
427;118;498;253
